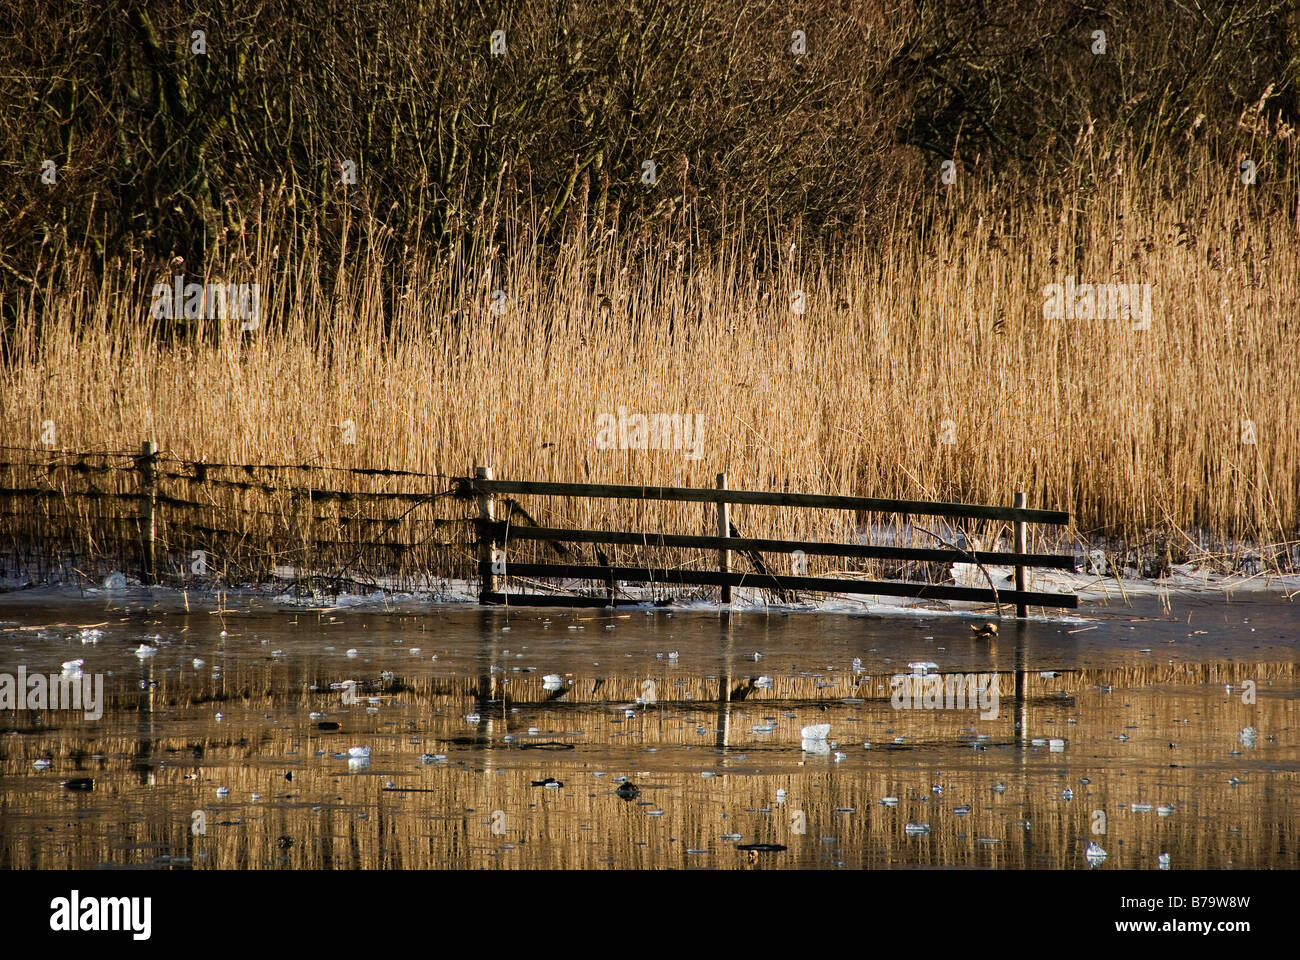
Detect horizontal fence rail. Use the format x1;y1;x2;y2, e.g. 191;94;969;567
485;524;1079;570
491;564;1076;607
469;468;1079;614
461;477;1070;525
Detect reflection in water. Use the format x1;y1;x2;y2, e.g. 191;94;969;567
0;595;1296;869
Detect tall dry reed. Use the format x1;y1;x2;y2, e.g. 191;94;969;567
2;153;1297;583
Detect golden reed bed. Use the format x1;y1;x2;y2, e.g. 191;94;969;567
3;157;1297;583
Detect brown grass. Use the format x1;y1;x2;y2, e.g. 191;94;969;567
2;153;1297;585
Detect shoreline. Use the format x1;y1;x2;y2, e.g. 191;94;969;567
1;566;1294;617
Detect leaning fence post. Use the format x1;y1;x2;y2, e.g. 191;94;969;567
716;473;732;605
476;466;497;603
1013;491;1027;618
139;440;158;584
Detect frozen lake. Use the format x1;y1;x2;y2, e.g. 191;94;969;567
0;589;1296;869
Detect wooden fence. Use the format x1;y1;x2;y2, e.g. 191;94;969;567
463;467;1079;615
0;445;1078;612
0;442;469;591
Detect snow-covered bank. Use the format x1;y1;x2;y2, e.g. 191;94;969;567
1;561;1295;617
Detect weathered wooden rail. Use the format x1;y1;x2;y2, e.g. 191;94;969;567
464;467;1079;615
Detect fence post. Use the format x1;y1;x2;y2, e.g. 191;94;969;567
716;473;731;605
476;466;497;603
139;440;158;584
1013;491;1027;618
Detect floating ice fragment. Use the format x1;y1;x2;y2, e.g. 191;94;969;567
1085;841;1107;866
216;786;229;798
347;746;370;758
1158;852;1171;870
134;644;156;658
904;823;930;836
800;724;830;740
